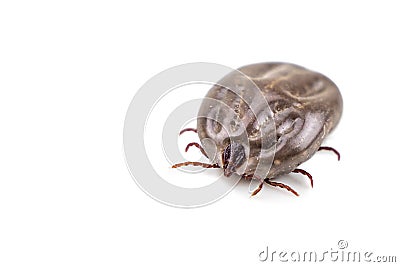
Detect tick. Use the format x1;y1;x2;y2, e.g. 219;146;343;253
172;62;342;196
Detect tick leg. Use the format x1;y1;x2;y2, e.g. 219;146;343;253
318;146;340;161
179;128;197;135
172;161;220;169
250;182;264;197
242;173;254;180
185;142;208;158
264;179;299;196
242;174;264;196
292;168;313;188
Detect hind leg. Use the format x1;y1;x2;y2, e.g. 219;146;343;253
318;146;340;161
292;168;313;187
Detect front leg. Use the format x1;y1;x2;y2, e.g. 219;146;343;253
172;161;220;169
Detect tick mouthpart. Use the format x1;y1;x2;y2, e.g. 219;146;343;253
224;168;233;177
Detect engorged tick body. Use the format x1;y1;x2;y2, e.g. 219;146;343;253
173;62;343;196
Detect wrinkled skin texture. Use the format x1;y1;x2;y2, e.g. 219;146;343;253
197;62;342;179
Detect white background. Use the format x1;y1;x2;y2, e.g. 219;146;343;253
1;0;399;266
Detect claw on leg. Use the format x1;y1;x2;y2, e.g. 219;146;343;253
179;128;197;135
172;161;219;169
292;168;313;188
318;146;340;161
264;179;299;196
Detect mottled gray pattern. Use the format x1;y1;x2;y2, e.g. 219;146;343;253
197;62;342;179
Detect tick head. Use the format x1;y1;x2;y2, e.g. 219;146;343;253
222;142;246;177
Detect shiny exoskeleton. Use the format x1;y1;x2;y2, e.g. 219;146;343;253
173;62;342;196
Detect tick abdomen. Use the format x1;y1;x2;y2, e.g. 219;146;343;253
197;62;343;178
